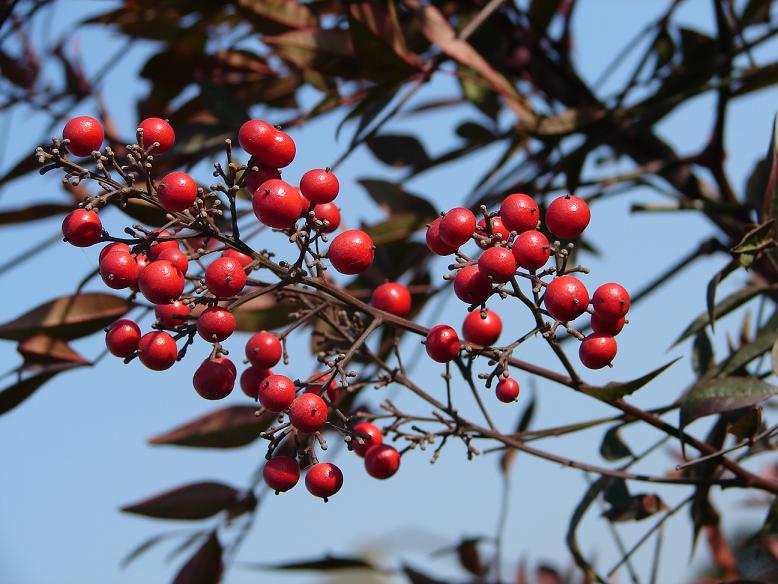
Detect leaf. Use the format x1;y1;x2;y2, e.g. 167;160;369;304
456;539;485;577
0;362;84;416
0;203;74;225
652;28;675;73
242;555;379;571
680;377;778;428
0;292;132;341
235;0;316;32
728;406;762;440
17;334;90;366
583;358;680;402
501;392;536;474
706;261;739;333
529;0;562;32
717;311;778;375
458;66;501;120
731;219;776;254
263;29;360;79
121;530;198;569
357;179;437;217
172;532;222;584
566;477;609;583
600;426;633;461
692;330;714;376
603;493;668;523
149;406;273;448
403;564;449;584
759;113;778;224
122;482;240;520
743;0;774;25
0;150;39;188
366;134;430;168
363;213;431;246
233;296;297;332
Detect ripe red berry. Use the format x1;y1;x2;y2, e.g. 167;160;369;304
137;331;177;370
263;456;300;493
453;266;492;305
311;203;341;233
439;207;476;248
138;260;184;304
300;168;339;204
205;256;246;297
364;444;401;479
500;193;539;233
545;194;590;239
155;300;190;328
426;217;459;256
512;230;551;271
99;251;138;289
305;371;340;402
259;129;296;168
495;377;520;403
193;356;236;400
147;229;179;259
157;171;197;213
371;282;412;317
257;374;296;412
157;247;188;274
136;253;149;272
478;247;517;283
62;116;103;156
105;319;141;357
462;309;502;346
238;120;275;157
62;209;102;247
196;307;236;342
244;161;281;193
289;393;329;434
99;242;130;261
475;216;510;249
592;283;630;320
352;422;383;457
138;117;175;154
544;275;589;322
425;325;461;363
591;312;626;336
579;334;617;369
328;230;375;275
252;179;303;229
221;248;253;269
245;331;282;368
305;462;343;499
240;366;273;399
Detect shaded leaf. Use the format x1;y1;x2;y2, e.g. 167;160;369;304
692;330;714;376
17;334;90;366
717;311;778;375
652;28;675;73
235;0;316;32
458;65;501;120
603;493;668;523
172;532;222;584
600;426;633;461
456;539;485;577
363;213;431;246
357;179;437;217
728;406;762;440
0;362;84;416
706;260;739;333
743;0;774;24
122;482;240;520
529;0;563;32
366;134;430;168
732;219;776;254
403;564;449;584
680;377;778;428
242;555;379;572
233;296;297;332
149;406;273;448
760;113;778;224
263;29;360;79
121;530;199;569
0;203;74;225
583;358;680;402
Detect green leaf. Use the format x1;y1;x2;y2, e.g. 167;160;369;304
122;482;240;520
680;377;778;428
706;260;739;333
717;312;778;375
149;406;273;448
0;203;74;225
366;134;430;168
731;219;776;254
363;213;431;246
241;555;379;572
600;426;633;461
172;532;222;584
583;358;680;402
692;330;714;376
357;178;437;217
0;362;84;416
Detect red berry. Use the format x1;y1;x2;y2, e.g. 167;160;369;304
244;160;281;193
138;117;175;154
238;120;275;157
462;309;502;346
311;203;341;233
305;371;340;402
426;217;458;256
364;444;401;480
425;325;460;363
263;456;300;493
289;393;328;434
240;366;273;399
137;331;177;370
579;334;617;369
478;247;516;283
495;377;520;403
500;193;539;233
155;300;190;328
439;207;476;248
259;129;296;168
512;230;550;271
257;374;296;412
62;116;103;156
252;178;303;229
475;216;510;249
305;462;343;499
196;307;236;342
138;260;185;304
99;242;130;261
99;251;138;289
371;282;412;317
193;356;236;400
543;275;589;322
136;253;149;272
591;312;626;336
222;248;253;269
453;266;492;305
352;422;383;457
245;331;282;368
300;168;339;204
592;283;630;319
62;209;102;247
105;319;141;357
205;256;246;297
328;230;375;275
157;172;197;213
545;195;590;239
157;247;188;274
148;229;179;258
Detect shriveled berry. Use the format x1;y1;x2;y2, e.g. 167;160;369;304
193;357;236;400
155;300;190;328
592;283;630;319
305;462;343;499
62;116;103;156
495;377;520;403
591;312;626;336
137;331;177;371
138;260;185;304
252;178;303;229
328;230;375;275
579;334;617;369
371;282;412;317
258;129;296;168
244;160;281;193
263;456;300;493
305;371;340;402
545;194;590;239
205;256;246;297
99;242;130;261
238;120;275;158
543;275;588;322
196;307;236;342
138;117;175;154
300;168;339;204
500;193;539;233
439;207;476;248
478;246;516;283
512;230;550;271
453;266;492;305
425;325;460;363
105;319;141;357
157;247;188;274
257;374;296;412
426;217;458;256
289;393;328;434
99;251;138;289
62;209;102;247
240;366;273;399
364;444;400;479
311;203;340;233
245;331;282;368
462;309;502;346
476;216;510;249
157;171;197;213
352;422;383;457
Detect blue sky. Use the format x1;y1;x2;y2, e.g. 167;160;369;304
1;2;777;583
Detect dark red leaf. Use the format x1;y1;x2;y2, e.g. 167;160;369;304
122;482;239;520
0;362;84;416
0;203;74;225
172;532;222;584
149;406;273;448
17;334;90;366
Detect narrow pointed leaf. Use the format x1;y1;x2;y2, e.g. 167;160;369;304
122;482;239;520
241;555;378;572
149;406;273;448
172;532;222;584
692;330;714;376
0;362;84;416
583;358;680;402
0;203;74;225
600;426;633;461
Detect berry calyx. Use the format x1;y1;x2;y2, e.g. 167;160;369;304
193;357;236;400
62;209;102;247
155;300;190;328
138;117;175;154
311;203;341;233
263;456;300;493
462;309;502;346
495;377;520;403
592;283;630;320
105;319;141;357
305;462;343;500
328;230;375;275
545;194;590;239
157;172;197;213
478;246;517;283
371;282;412;317
99;251;138;289
476;216;510;249
499;193;539;233
252;178;303;229
425;325;461;363
364;444;401;479
238;120;275;158
426;217;459;256
453;266;492;305
62;116;103;156
156;247;188;274
512;230;551;271
245;332;282;368
543;275;589;322
196;307;236;342
352;422;383;457
240;366;273;399
300;168;339;204
138;260;185;304
439;207;476;248
257;374;295;412
288;393;328;434
591;312;626;336
579;334;617;369
205;256;246;297
137;331;177;371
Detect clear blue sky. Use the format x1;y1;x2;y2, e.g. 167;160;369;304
1;2;777;583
